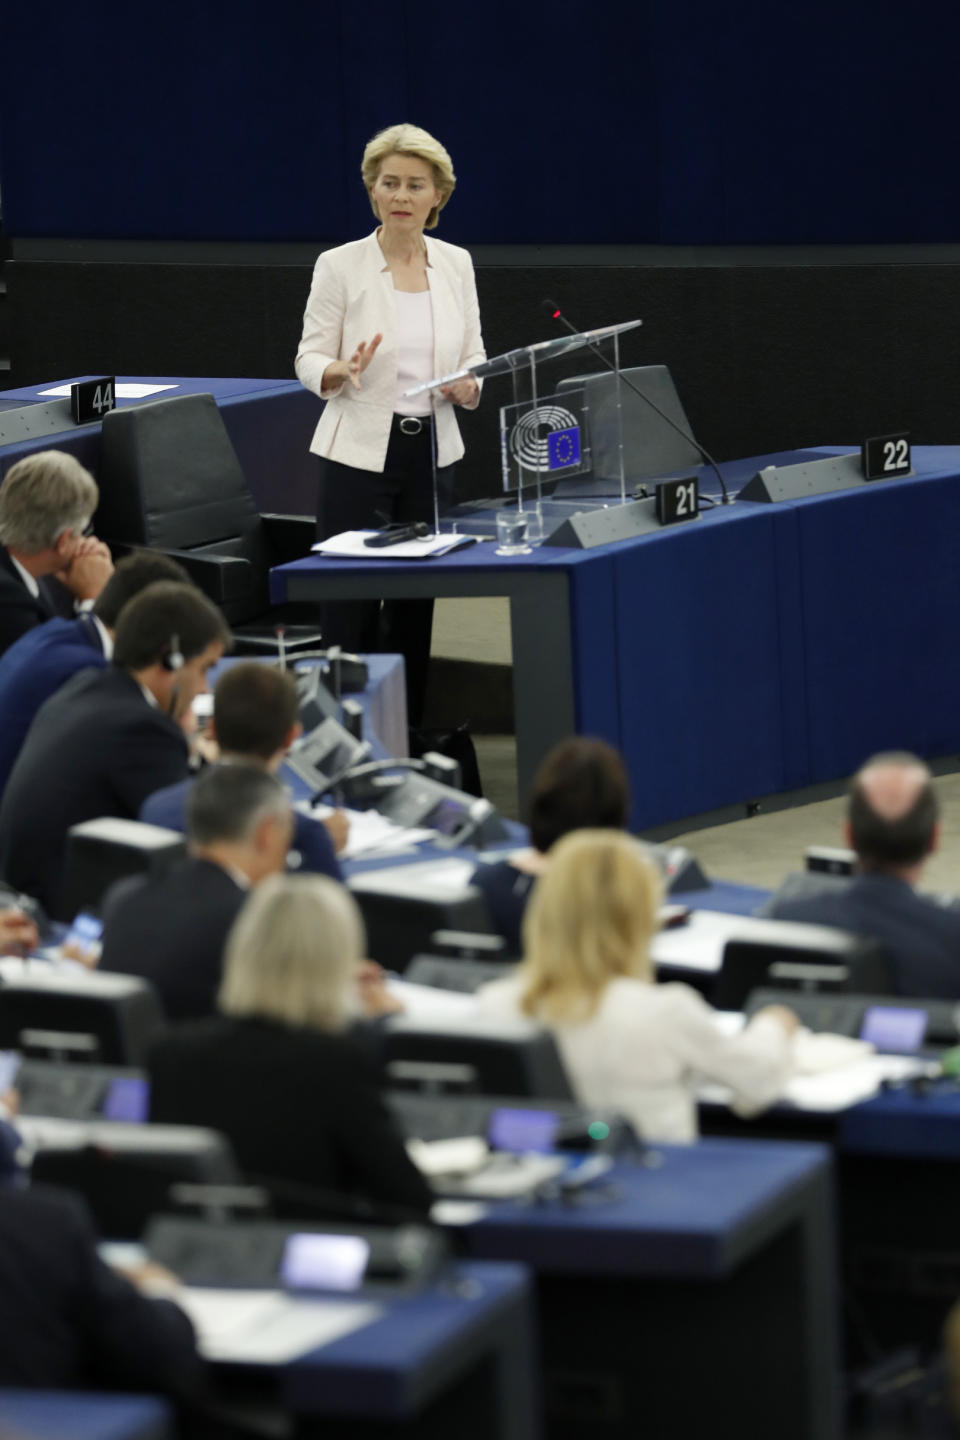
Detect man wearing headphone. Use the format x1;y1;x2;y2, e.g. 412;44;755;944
0;581;230;919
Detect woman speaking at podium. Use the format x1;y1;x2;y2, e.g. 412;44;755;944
295;123;486;725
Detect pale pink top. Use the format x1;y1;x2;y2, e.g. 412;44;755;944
394;289;435;416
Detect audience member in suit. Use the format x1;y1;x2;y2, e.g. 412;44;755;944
141;660;347;880
0;1184;202;1397
476;831;797;1144
0;551;193;798
762;751;960;997
0;581;229;918
101;765;293;1020
0;450;114;657
149;871;432;1216
472;736;631;955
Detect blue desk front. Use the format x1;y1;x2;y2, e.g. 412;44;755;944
458;1141;840;1440
211;1260;536;1439
0;1390;170;1440
272;445;960;831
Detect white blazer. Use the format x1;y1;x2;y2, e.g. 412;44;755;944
475;974;793;1144
295;230;486;473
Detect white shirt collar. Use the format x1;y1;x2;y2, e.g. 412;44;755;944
9;554;39;599
91;615;114;659
138;682;160;709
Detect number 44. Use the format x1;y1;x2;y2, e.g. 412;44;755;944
91;383;115;415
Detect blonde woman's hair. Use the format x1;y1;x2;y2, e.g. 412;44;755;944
518;830;663;1024
219;873;365;1032
361;123;456;230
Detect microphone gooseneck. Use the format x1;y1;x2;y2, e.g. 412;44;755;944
540;298;731;504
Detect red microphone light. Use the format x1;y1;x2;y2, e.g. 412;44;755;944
551;308;561;319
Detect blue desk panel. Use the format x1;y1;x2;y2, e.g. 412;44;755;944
464;1141;828;1277
284;1260;533;1422
839;1086;960;1160
274;445;960;829
0;1391;170;1440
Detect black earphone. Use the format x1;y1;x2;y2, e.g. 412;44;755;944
162;634;184;672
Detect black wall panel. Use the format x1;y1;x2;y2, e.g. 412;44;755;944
9;253;960;501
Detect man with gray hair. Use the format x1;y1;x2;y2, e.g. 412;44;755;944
99;765;293;1020
0;450;114;656
763;751;960;996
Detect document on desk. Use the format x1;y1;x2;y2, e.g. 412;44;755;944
175;1288;382;1364
312;530;474;560
37;383;179;399
348;857;478;896
700;1054;936;1114
306;803;434;858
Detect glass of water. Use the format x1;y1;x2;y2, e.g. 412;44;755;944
495;509;531;556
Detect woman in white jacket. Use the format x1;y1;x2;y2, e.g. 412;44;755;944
295;123;485;723
475;830;797;1143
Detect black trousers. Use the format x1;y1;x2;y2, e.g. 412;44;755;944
316;416;455;728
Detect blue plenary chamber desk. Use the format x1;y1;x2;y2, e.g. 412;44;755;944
0;375;319;515
272;445;960;831
459;1140;840;1440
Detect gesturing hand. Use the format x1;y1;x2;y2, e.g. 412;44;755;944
324;334;384;393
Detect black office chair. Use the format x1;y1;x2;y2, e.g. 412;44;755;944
31;1122;240;1240
713;919;893;1011
61;816;186;921
348;885;495;973
0;970;165;1065
382;1015;575;1099
98;392;324;655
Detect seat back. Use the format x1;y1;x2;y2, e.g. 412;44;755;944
62;817;187;921
348;885;494;973
31;1122;240;1239
382;1015;574;1099
0;969;165;1065
714;919;893;1010
99;393;267;620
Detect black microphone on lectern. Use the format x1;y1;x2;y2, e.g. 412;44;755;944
539;298;731;504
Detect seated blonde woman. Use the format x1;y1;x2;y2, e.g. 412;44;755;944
474;830;797;1143
148;873;431;1215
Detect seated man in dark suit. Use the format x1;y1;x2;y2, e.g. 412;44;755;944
142;661;346;880
0;581;229;918
763;751;960;997
0;449;114;656
0;550;192;798
101;765;292;1020
0;1184;201;1398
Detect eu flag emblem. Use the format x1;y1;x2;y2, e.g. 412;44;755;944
546;426;581;470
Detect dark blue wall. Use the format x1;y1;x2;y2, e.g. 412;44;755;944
1;0;957;244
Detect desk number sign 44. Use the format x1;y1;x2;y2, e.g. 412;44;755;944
70;376;116;425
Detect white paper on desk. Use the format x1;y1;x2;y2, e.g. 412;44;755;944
387;976;479;1022
175;1289;382;1363
349;857;477;895
700;1054;936;1114
37;383;179;399
312;530;470;559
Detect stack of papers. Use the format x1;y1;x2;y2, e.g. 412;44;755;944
175;1289;382;1363
312;530;473;560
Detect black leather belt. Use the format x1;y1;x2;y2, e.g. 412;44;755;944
395;415;426;435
